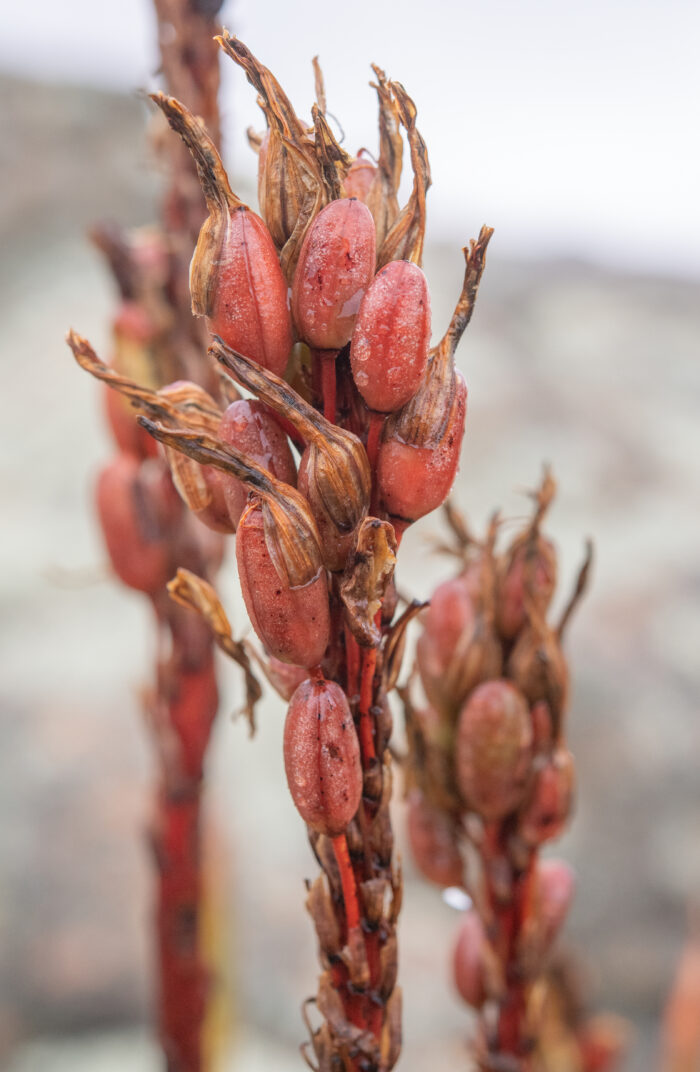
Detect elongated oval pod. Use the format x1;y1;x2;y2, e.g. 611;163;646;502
211;338;371;570
151;93;292;375
536;858;576;951
507;617;570;731
350;259;430;413
284;677;362;836
517;749;575;847
342;150;377;203
452;911;487;1008
96;455;175;595
416;567;480;712
291;198;376;350
407;789;463;888
455;679;533;821
375;227;492;523
497;470;558;640
218;399;297;527
137;419;331;666
103;384;159;459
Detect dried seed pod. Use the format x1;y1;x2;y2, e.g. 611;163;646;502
159;380;233;533
452;911;488;1008
96;455;175;595
376;81;430;269
517;749;575;847
217;33;351;280
284;677;362;836
497;470;558;640
407;790;463;888
211;339;371;570
218;399;297;527
342;149;377;202
291;198;377;350
350;259;430;413
138;419;331;666
365;67;403;250
376;229;492;523
151;92;292;375
340;517;397;647
507;617;570;732
536;859;576;950
455;680;533;821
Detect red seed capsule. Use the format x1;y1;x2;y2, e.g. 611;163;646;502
96;455;175;595
151;93;292;375
342;150;377;203
283;677;362;836
497;536;558;640
455;680;533;821
536;859;576;950
218;399;297;527
264;655;308;701
350;260;431;413
103;384;159;459
377;369;467;523
407;790;464;888
452;911;488;1008
236;501;330;667
291;198;377;350
517;748;575;846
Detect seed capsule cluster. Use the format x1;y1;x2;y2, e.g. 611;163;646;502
403;473;594;1069
71;32;491;1072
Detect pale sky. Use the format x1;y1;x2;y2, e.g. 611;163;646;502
2;0;699;276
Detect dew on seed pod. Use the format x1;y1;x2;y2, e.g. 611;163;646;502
350;260;431;413
517;748;575;846
455;680;533;821
218;399;297;527
211;339;371;571
407;789;463;888
291;198;377;350
452;911;488;1008
96;455;175;595
536;858;576;950
151;93;292;375
283;678;362;836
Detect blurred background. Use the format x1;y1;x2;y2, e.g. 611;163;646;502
1;1;699;1069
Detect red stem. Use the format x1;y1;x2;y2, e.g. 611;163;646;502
316;349;338;424
345;625;361;700
332;834;361;932
366;411;384;471
358;647;377;763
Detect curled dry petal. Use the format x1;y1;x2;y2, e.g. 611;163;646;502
211;337;371;570
383;599;427;693
167;568;262;734
376;81;430;268
364;66;403;249
339;517;397;647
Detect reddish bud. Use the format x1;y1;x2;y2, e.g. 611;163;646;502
103;384;158;459
342;151;377;202
236;501;330;667
284;677;362;836
96;455;175;595
218;399;297;527
350;259;430;412
407;790;463;888
291;198;377;350
455;680;533;820
517;748;575;846
497;536;557;640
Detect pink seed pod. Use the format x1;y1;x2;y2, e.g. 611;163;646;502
236;501;330;667
264;655;309;702
96;455;174;595
151;93;292;376
103;384;159;460
452;911;488;1008
291;198;377;350
342;150;377;202
416;563;483;712
536;858;576;950
377;369;467;523
456;680;533;821
517;748;575;846
218;399;297;528
350;259;431;412
407;790;464;888
497;536;557;640
283;677;362;836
